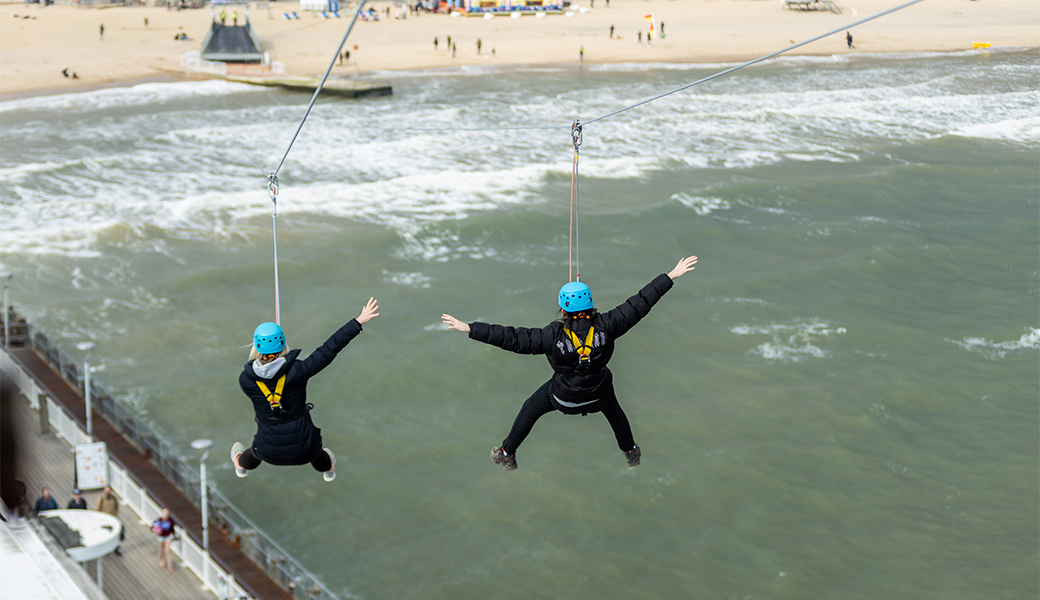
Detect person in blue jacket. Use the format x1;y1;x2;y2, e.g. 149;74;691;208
33;487;58;516
442;256;697;470
231;297;380;482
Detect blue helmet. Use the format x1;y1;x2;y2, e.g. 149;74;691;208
558;281;593;312
253;322;285;354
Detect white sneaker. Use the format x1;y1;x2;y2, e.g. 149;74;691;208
322;448;336;482
231;442;248;478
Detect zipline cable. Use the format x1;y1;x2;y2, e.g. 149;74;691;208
272;0;369;178
264;0;369;325
256;0;926;311
391;0;926;135
582;0;927;126
561;0;924;284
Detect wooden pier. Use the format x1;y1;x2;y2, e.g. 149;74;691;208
5;388;215;600
2;344;294;600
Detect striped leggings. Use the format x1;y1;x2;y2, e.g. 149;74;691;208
501;380;635;455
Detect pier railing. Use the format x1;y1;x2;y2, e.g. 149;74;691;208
5;312;343;600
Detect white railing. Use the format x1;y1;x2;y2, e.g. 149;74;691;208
1;350;41;409
1;347;252;600
181;51;288;77
181;51;229;76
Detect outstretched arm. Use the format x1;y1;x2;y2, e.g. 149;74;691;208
597;255;698;338
295;297;379;380
668;255;698;280
441;314;470;333
444;314;552;355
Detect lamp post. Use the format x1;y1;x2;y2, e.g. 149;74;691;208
0;272;12;349
191;439;214;552
76;342;95;438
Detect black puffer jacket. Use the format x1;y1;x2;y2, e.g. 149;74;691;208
469;274;673;404
239;319;363;465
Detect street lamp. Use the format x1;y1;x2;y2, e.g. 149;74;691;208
76;342;95;438
191;438;214;552
0;272;12;349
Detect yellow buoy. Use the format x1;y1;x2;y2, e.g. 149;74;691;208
972;42;992;49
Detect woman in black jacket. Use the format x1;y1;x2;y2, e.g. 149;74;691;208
232;297;380;482
442;256;697;470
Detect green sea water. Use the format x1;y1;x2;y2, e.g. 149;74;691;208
2;50;1037;599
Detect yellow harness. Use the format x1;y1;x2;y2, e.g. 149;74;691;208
563;326;596;366
256;375;286;413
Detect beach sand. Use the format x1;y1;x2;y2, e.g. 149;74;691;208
0;0;1037;98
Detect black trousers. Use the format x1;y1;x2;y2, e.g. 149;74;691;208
501;380;635;455
239;444;332;472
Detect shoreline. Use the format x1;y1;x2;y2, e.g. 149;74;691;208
3;45;1035;103
0;73;181;102
1;0;1037;100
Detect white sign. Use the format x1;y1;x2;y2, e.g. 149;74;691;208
74;442;108;490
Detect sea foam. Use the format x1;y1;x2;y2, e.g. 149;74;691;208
949;328;1040;360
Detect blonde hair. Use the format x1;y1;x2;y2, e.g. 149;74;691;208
248;346;289;362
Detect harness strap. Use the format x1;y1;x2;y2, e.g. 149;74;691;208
256;375;286;411
563;326;596;364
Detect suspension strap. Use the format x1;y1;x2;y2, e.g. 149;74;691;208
569;119;583;282
563;326;595;365
256;375;286;412
268;173;281;326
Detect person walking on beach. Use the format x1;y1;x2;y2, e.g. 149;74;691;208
579;45;584;62
232;10;238;26
434;37;438;50
452;42;456;57
441;256;699;471
219;10;226;25
231;298;380;483
660;22;665;38
847;31;854;49
637;31;641;44
476;38;482;55
447;35;451;48
151;508;177;573
609;24;614;38
99;23;104;40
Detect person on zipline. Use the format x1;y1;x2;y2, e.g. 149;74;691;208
441;256;698;470
232;297;380;482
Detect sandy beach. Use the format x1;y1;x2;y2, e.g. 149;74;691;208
0;0;1037;98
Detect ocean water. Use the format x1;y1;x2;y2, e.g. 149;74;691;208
2;49;1038;600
